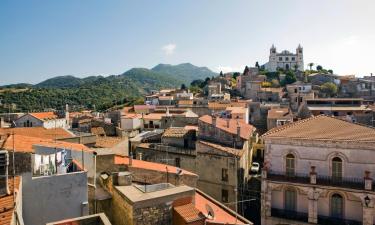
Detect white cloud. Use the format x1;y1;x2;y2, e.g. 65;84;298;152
162;43;176;55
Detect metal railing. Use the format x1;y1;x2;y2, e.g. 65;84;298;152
318;215;362;225
271;208;308;222
268;170;366;190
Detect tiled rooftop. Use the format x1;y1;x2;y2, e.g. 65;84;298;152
199;115;255;140
174;203;205;223
29;112;58;121
0;127;73;140
0;176;20;225
3;134;91;153
198;140;244;157
114;155;196;176
162;128;190;138
267;108;292;119
262;115;375;142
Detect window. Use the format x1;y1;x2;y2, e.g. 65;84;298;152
285;57;289;61
286;154;295;176
331;194;344;218
294;88;297;93
222;168;228;182
175;158;181;168
332;157;342;180
285;188;297;211
292;57;295;61
279;57;282;61
222;189;229;202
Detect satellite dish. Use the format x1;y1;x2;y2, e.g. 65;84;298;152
176;168;182;175
205;204;215;220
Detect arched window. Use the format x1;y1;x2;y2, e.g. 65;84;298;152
286;154;295;176
331;194;344;218
285;188;297;211
332;157;342;181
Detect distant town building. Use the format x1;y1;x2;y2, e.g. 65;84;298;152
14;112;68;129
264;44;304;72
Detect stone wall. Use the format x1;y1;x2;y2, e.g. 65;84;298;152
133;203;172;225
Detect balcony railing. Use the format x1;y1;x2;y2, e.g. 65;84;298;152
271;208;308;222
268;170;366;191
318;215;362;225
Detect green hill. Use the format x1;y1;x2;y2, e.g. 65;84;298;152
0;63;216;112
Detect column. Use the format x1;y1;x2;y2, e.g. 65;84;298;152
363;206;374;225
308;166;318;223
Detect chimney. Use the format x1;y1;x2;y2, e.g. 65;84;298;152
65;104;70;129
0;150;10;196
212;115;217;127
236;125;241;137
117;171;133;186
226;119;230;128
364;171;372;191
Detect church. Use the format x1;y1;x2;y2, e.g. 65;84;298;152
264;44;304;72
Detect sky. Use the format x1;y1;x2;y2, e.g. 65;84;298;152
1;0;375;85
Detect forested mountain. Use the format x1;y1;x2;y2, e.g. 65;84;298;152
151;63;217;85
0;63;216;112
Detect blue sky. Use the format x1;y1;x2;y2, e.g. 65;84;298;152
1;0;374;85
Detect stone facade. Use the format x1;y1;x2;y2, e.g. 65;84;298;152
265;44;304;72
261;137;375;225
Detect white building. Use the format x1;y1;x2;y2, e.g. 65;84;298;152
261;115;375;225
14;112;68;129
265;44;304;72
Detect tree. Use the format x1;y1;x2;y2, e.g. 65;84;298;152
284;71;297;85
293;64;299;71
232;72;240;80
255;62;260;68
220;71;224;77
243;66;250;75
316;65;323;71
180;83;187;90
328;69;333;74
320;82;338;97
190;79;204;87
308;63;314;71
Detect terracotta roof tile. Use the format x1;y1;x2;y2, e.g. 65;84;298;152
194;189;249;225
114;156;196;176
3;134;91;153
162;128;190;138
198;140;244;157
199;115;255;140
267;108;292;119
174;203;205;223
262;115;375;142
0;127;73;139
0;176;20;225
29;112;58;120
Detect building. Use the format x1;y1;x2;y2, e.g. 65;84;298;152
14;112;68;129
267;107;293;130
298;98;372;124
257;87;284;103
286;81;315;112
197;115;257;205
1;134;92;225
261;115;375;225
264;44;304;72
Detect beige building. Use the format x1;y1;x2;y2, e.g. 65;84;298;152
261;115;375;225
267;107;293;130
286;81;315;112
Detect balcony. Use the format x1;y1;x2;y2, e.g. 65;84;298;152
271;208;308;223
318;215;362;225
268;170;367;191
